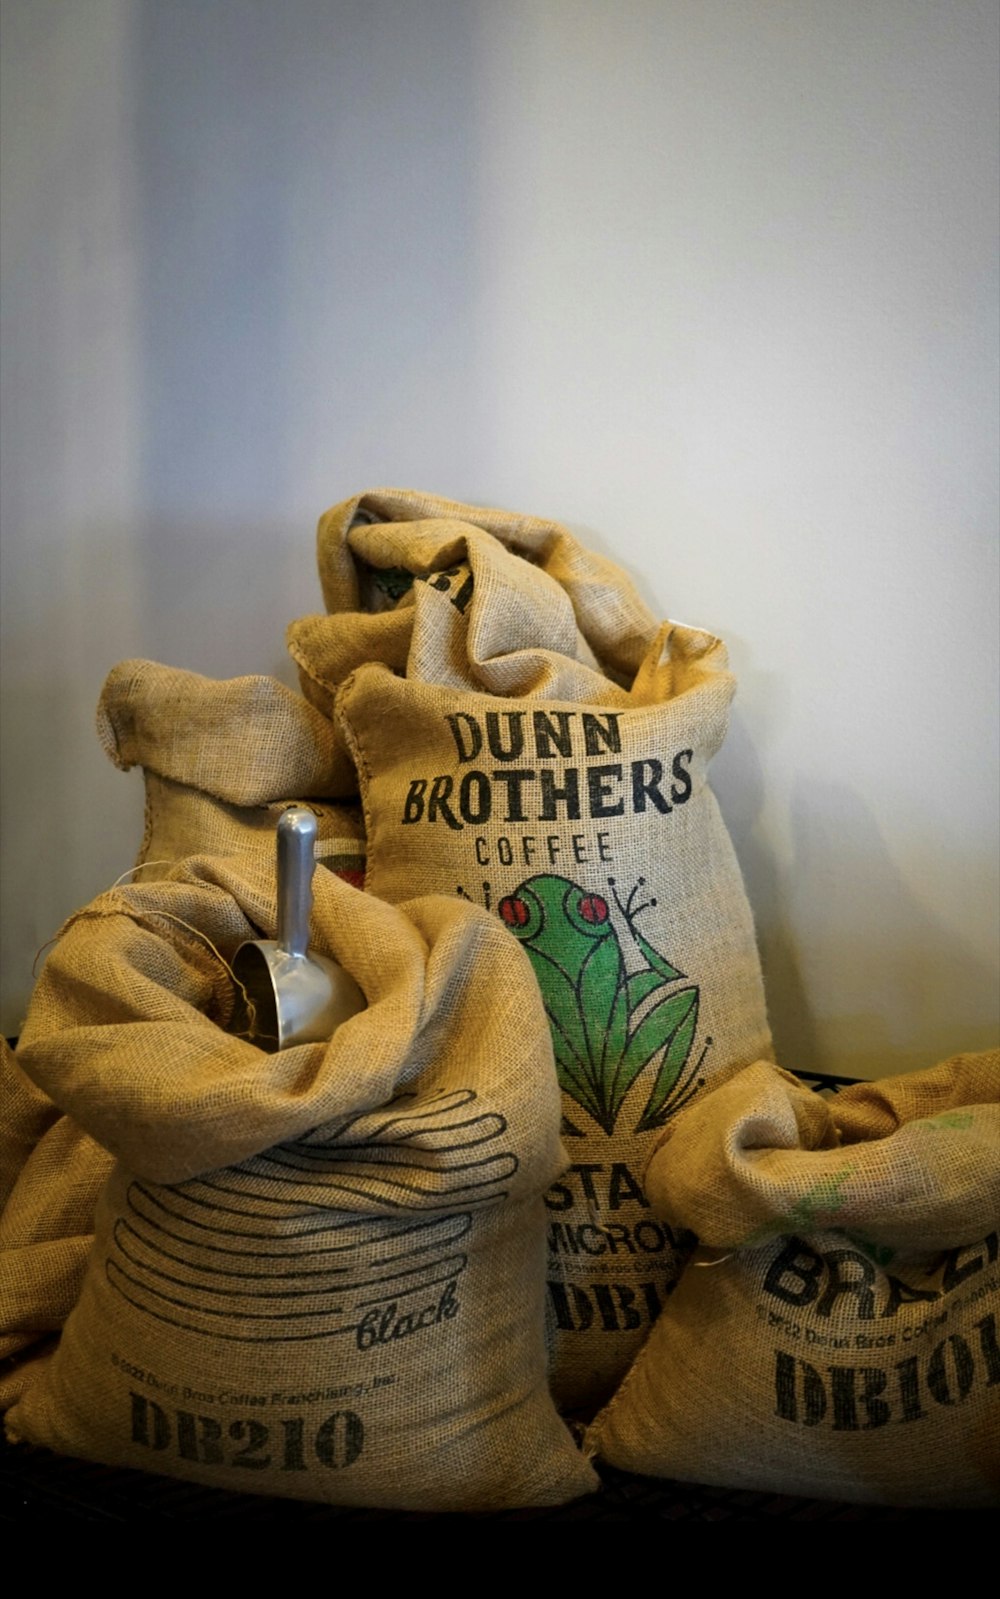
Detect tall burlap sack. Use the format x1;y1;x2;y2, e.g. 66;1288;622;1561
97;659;365;883
5;858;597;1509
586;1055;1000;1507
335;627;773;1413
287;487;660;717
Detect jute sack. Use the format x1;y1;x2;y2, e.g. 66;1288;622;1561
1;1038;57;1214
335;629;773;1413
5;857;597;1509
586;1055;1000;1507
97;659;365;883
287;487;660;717
0;1109;112;1410
0;1041;113;1410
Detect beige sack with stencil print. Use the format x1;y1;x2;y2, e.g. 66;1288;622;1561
335;628;772;1414
6;856;596;1510
586;1055;1000;1507
97;659;365;883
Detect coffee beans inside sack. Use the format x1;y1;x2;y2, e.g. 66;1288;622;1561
97;658;365;883
5;859;596;1509
586;1056;1000;1507
336;631;773;1413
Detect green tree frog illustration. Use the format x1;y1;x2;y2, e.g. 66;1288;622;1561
495;873;707;1135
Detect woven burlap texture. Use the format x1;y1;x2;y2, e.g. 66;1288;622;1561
587;1055;1000;1507
98;657;358;802
6;856;596;1510
288;486;662;715
307;491;771;1414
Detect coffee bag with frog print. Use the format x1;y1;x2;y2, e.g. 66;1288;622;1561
335;627;773;1413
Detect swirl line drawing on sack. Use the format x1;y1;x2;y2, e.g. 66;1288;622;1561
105;1088;511;1343
496;874;709;1135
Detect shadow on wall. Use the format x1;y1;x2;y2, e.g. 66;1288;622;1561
715;724;997;1080
130;516;324;687
132;0;485;525
0;515;323;1036
784;776;997;1077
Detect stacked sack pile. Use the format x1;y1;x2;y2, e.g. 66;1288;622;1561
2;489;997;1510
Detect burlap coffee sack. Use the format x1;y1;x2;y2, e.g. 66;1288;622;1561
288;488;660;717
134;775;365;888
98;659;365;882
586;1055;1000;1507
1;1041;112;1409
6;858;596;1509
0;1112;112;1405
0;1340;57;1412
1;1038;58;1212
335;635;773;1413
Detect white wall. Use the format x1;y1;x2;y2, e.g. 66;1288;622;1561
2;0;997;1076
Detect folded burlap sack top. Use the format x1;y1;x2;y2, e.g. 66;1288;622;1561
288;487;661;711
97;659;365;881
586;1054;1000;1507
5;858;596;1509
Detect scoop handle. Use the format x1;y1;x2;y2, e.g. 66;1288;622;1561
277;806;317;959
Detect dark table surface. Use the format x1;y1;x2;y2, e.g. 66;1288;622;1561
2;1429;989;1523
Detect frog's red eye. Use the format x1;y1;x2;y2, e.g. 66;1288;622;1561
578;894;608;924
500;896;530;927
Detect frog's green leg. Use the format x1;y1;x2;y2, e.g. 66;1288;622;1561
605;987;696;1118
632;988;700;1131
599;979;630;1084
522;944;592;1085
551;1033;607;1129
628;927;686;984
577;931;625;1077
622;967;673;1014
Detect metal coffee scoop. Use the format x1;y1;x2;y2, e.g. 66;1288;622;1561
231;806;366;1050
